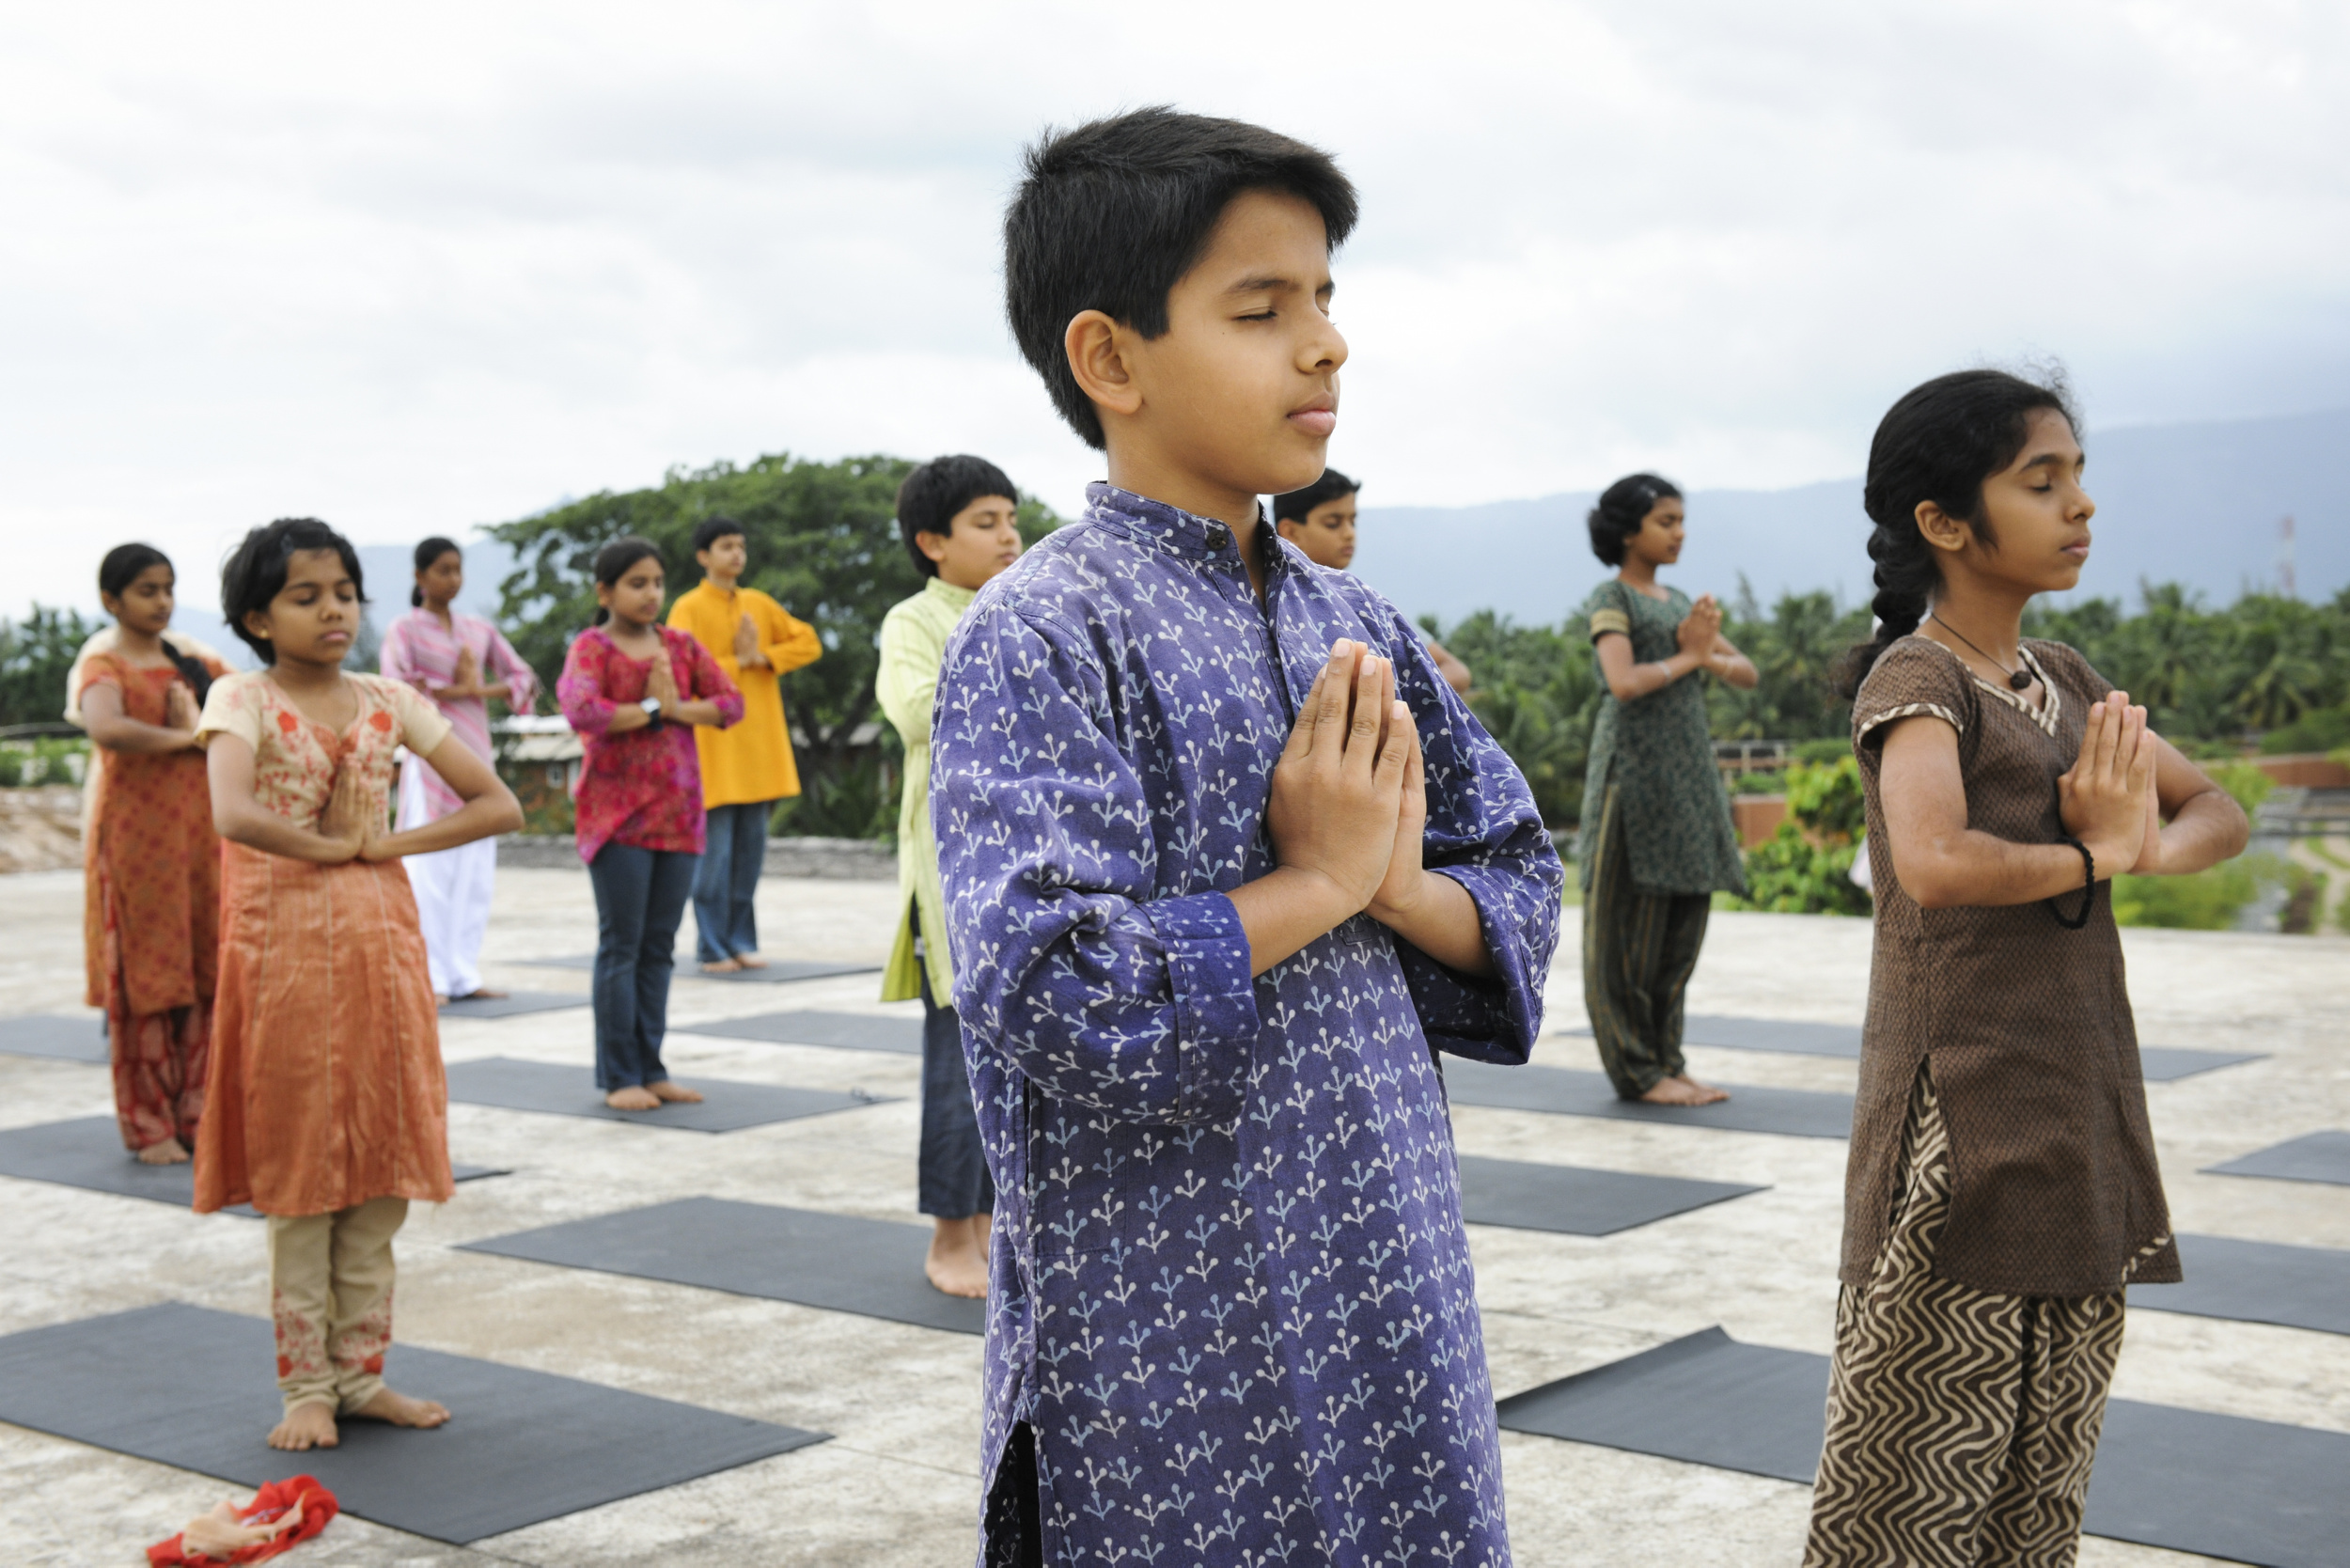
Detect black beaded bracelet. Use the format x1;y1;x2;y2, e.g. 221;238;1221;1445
2047;834;2096;929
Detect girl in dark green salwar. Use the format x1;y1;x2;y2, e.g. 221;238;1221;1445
1578;474;1756;1104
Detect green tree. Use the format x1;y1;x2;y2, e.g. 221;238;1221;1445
1708;582;1872;742
489;451;1062;839
1729;756;1871;916
0;604;100;729
1422;611;1599;826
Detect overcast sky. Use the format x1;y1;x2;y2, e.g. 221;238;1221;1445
4;1;2344;615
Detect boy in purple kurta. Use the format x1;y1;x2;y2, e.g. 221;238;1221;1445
932;109;1563;1566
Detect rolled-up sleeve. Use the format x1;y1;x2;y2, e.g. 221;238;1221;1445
1371;598;1565;1065
932;600;1260;1126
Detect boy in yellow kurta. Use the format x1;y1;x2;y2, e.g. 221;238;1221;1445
876;456;1025;1298
667;517;822;972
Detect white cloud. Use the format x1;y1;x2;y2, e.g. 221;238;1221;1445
1;0;2342;612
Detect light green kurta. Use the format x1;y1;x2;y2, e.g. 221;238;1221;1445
875;576;976;1006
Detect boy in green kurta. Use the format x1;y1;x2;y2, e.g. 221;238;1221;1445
875;454;1026;1298
1577;473;1756;1105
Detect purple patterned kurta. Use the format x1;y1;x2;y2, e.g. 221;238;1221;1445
933;484;1563;1566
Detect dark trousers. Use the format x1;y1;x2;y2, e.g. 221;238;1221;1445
1583;785;1713;1098
693;800;772;963
916;942;995;1219
588;843;697;1090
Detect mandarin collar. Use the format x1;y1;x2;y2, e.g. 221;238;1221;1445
1083;481;1274;572
925;576;977;611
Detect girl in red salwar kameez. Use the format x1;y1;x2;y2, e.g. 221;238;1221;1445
75;545;234;1164
195;519;521;1453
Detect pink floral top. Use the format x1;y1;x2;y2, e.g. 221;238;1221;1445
558;624;744;863
379;608;540;819
196;672;453;830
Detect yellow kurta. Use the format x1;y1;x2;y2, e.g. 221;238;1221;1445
667;580;823;808
874;576;975;1006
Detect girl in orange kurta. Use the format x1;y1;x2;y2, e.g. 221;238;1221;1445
75;544;234;1163
195;518;522;1454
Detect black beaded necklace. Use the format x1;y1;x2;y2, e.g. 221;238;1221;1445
1929;614;2033;692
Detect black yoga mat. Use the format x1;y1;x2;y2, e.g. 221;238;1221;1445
444;1057;887;1134
2132;1234;2350;1337
1498;1325;2349;1568
462;1196;987;1336
0;1011;108;1063
681;1009;923;1056
1445;1059;1854;1139
0;1301;824;1544
2205;1130;2350;1186
2138;1046;2267;1081
0;1117;505;1215
520;954;882;984
438;990;590;1019
1554;1017;2263;1081
1454;1154;1762;1235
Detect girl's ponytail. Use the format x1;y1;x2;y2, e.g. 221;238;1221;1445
1833;368;2078;698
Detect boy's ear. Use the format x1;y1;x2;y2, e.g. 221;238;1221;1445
1275;519;1304;541
916;529;951;565
1064;309;1144;425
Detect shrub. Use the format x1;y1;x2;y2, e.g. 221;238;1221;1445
2110;856;2265;931
1728;756;1871;916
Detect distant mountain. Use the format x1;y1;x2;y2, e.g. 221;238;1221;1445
1352;409;2350;627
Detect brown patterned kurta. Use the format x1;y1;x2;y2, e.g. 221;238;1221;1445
1844;636;2177;1298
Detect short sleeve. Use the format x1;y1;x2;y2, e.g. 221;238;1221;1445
1852;637;1970;752
385;679;454;755
194;674;264;752
75;653;125;698
1584;581;1632;641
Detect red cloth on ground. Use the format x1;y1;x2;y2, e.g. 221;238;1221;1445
147;1475;337;1565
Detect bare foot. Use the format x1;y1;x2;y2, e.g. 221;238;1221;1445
135;1137;191;1166
268;1401;338;1450
605;1086;662;1110
925;1215;989;1298
733;952;768;970
699;957;744;975
647;1079;705;1104
451;988;509;1002
1637;1074;1728;1106
346;1387;450;1430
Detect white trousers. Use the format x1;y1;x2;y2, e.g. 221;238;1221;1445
397;760;496;998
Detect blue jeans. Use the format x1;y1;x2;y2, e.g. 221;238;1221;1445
917;942;995;1219
588;843;697;1090
693;800;772;964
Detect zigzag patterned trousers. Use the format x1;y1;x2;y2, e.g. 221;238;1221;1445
1803;1070;2124;1568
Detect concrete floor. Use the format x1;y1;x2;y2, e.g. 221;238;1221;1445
2;867;2343;1566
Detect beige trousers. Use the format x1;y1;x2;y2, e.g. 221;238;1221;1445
266;1196;407;1416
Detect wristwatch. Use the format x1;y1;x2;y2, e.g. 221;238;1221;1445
638;696;664;730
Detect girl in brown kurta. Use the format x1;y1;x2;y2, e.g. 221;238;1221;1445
1806;371;2248;1568
74;545;232;1163
196;518;521;1455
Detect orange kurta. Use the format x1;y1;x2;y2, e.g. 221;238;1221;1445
192;672;455;1216
666;580;822;808
77;652;230;1150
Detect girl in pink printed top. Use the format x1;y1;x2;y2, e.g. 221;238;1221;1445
379;536;541;1004
557;537;744;1110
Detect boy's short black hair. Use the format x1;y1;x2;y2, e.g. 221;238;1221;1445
896;455;1018;579
691;516;746;556
219;517;367;664
1005;107;1359;450
1273;468;1358;525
